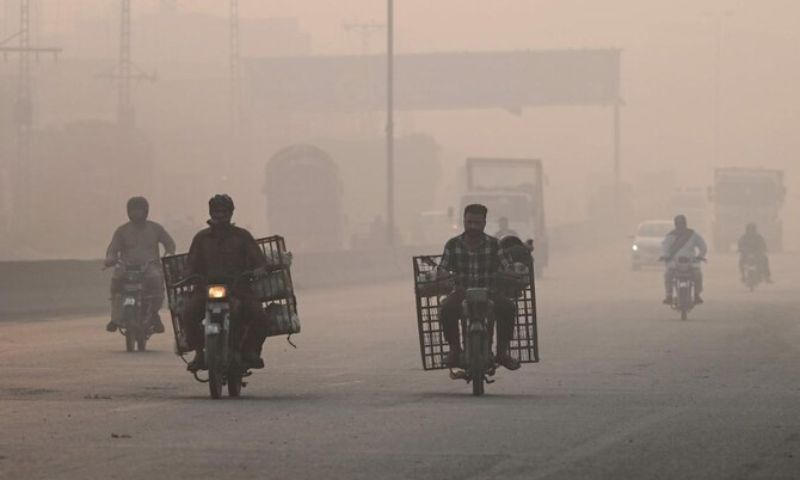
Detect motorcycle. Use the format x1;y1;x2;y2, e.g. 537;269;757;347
173;270;261;399
113;260;159;352
412;253;539;397
741;253;762;292
668;256;705;321
163;235;300;400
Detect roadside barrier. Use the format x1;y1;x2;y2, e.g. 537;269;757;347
0;247;424;319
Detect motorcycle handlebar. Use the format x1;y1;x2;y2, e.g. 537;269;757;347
659;256;707;263
103;258;158;271
170;269;265;289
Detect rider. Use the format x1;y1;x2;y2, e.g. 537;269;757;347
104;196;175;333
438;204;522;371
737;223;772;283
494;216;519;239
182;194;271;372
661;214;707;305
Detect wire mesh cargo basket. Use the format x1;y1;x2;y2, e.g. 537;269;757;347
162;235;299;355
412;255;539;371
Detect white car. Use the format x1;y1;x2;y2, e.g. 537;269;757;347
631;220;674;270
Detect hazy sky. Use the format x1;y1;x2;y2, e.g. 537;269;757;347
2;0;798;256
11;0;799;185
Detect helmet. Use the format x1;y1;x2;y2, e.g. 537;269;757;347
209;194;235;212
126;196;149;215
674;214;687;227
746;222;757;233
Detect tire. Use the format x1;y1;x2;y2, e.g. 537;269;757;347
206;338;223;400
678;287;690;321
632;262;641;271
123;306;136;352
125;332;135;352
136;332;147;352
228;372;242;397
469;333;486;396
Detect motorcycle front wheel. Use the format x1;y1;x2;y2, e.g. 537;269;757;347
469;333;486;396
136;332;147;352
123;307;136;352
228;372;242;397
206;338;223;399
125;332;135;352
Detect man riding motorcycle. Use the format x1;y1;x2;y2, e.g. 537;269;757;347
438;204;522;371
738;223;772;284
661;214;707;305
105;196;176;333
182;194;271;372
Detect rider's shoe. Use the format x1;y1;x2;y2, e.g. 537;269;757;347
151;315;165;334
694;295;704;304
444;349;462;368
242;351;265;369
187;350;207;372
766;277;774;284
106;320;118;333
662;296;673;305
496;351;521;371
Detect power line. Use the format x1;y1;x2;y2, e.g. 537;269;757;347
0;0;61;234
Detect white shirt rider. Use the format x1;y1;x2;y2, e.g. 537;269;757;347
661;229;708;267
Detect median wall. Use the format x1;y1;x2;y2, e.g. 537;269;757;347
0;247;427;319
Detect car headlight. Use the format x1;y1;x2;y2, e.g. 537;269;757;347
632;244;639;252
207;285;227;299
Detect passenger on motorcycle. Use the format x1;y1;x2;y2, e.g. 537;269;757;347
494;216;519;239
438;204;522;371
738;223;772;283
104;196;176;333
182;194;271;372
661;215;707;305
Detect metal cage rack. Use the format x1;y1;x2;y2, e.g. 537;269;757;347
161;235;299;354
412;255;539;371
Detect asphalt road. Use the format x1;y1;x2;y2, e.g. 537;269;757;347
1;247;798;479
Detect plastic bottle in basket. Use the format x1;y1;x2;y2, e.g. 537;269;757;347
267;303;301;335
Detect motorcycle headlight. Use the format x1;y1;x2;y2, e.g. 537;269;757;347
632;244;639;252
207;285;227;299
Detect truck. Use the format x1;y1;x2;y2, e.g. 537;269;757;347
710;168;785;252
459;158;548;276
264;144;345;252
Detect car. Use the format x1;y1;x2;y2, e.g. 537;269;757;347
631;220;673;270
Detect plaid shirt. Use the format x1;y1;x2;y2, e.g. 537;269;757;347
439;233;512;289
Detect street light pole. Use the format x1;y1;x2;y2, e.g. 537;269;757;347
386;0;395;246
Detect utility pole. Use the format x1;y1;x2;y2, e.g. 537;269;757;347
385;0;395;246
229;0;240;131
613;102;621;192
0;0;61;235
118;0;132;127
96;0;155;128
